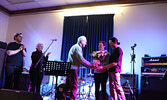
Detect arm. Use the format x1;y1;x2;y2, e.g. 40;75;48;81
7;45;24;56
44;52;51;61
7;49;21;56
98;48;122;70
22;45;27;57
103;62;117;69
75;47;93;68
7;44;27;57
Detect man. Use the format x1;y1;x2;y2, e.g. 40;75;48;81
97;37;126;100
29;43;51;92
61;36;95;100
92;41;110;100
4;33;27;90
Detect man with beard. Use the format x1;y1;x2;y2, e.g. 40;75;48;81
4;33;27;90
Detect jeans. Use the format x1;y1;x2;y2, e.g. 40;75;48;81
108;72;126;100
4;65;22;90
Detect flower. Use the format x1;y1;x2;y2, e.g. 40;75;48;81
91;50;108;60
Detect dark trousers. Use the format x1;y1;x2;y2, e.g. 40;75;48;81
29;69;43;93
94;72;108;100
4;65;22;90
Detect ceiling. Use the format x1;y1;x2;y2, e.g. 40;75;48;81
0;0;167;15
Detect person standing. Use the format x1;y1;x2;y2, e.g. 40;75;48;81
97;37;126;100
29;43;51;93
4;33;27;90
61;36;96;100
92;41;110;100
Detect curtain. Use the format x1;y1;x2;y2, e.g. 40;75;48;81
61;16;87;61
61;14;114;63
85;14;114;62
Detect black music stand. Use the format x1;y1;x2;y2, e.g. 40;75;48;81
44;61;71;100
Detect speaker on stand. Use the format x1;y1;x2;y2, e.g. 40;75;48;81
0;41;7;89
120;74;138;100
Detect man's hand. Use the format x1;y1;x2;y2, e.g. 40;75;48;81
46;52;51;56
97;66;104;71
90;63;97;69
19;45;26;51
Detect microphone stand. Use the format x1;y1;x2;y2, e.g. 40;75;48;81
130;46;137;100
34;40;55;68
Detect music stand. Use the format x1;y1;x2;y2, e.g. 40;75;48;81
44;61;71;100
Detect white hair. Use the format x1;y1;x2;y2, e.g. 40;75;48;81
36;43;43;49
77;36;87;43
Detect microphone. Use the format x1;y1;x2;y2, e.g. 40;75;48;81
51;38;57;41
131;43;137;48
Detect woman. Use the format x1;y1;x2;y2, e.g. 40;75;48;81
93;41;110;100
29;43;51;93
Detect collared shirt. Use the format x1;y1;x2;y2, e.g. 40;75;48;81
67;43;91;70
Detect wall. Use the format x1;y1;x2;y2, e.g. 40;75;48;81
6;12;64;67
5;3;167;75
0;10;9;42
114;3;167;74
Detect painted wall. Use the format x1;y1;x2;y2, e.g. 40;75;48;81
114;3;167;75
6;12;64;67
0;10;9;42
5;3;167;76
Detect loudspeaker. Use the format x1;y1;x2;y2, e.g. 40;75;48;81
120;74;138;100
0;41;7;89
120;74;138;90
0;41;7;49
141;76;167;100
18;74;30;91
0;89;43;100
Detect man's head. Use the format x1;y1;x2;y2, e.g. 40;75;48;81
109;37;120;48
77;36;87;48
36;43;44;52
13;33;23;43
98;41;106;51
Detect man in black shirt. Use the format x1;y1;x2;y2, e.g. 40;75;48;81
4;33;27;90
97;37;126;100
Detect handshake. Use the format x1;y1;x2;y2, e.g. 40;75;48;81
90;60;104;71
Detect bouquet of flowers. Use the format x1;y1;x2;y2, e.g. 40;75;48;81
91;50;108;60
91;50;108;67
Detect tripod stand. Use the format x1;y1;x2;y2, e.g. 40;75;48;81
86;71;95;100
77;67;87;100
125;80;136;100
44;61;71;100
130;44;137;100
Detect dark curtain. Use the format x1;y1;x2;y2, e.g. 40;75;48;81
85;14;114;62
0;41;7;89
61;14;114;62
61;16;87;61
